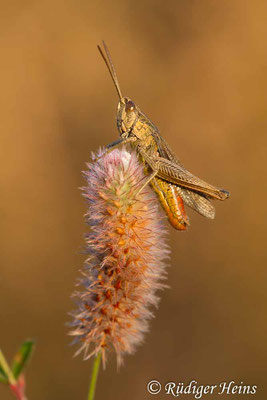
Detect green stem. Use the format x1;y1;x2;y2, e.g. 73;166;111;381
87;352;101;400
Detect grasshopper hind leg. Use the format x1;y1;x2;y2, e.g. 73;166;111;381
150;177;190;231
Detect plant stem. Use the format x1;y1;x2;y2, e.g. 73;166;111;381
10;382;28;400
87;352;101;400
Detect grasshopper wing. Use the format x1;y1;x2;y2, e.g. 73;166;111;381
155;156;229;200
139;144;229;201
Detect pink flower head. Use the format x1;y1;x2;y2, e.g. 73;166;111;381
69;148;169;367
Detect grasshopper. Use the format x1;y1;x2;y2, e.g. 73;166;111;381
97;42;230;230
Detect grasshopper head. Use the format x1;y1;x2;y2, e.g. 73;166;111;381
117;97;138;137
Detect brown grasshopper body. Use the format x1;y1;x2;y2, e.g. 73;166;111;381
97;42;230;230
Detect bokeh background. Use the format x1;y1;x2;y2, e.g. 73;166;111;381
1;1;266;399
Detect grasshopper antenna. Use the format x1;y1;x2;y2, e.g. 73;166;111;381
97;41;123;100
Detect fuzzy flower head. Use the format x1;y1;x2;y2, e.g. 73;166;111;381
70;148;169;367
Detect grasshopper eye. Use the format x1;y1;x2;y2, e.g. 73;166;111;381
125;100;136;112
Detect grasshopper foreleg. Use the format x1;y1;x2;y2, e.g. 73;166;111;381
134;169;158;197
94;136;137;161
106;138;124;149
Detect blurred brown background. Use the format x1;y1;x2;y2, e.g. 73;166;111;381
1;1;266;399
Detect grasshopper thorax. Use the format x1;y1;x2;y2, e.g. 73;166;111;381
117;97;139;137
